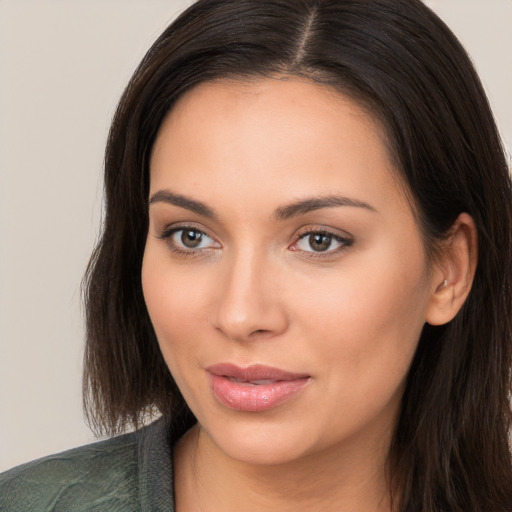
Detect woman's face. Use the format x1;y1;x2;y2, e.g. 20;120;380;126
142;78;440;466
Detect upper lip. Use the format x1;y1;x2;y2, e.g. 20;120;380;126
206;363;310;382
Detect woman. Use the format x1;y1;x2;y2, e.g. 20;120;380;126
1;0;511;510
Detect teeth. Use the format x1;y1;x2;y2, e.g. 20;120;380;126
248;379;275;385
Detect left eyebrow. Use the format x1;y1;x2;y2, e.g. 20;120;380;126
273;195;377;221
148;190;216;218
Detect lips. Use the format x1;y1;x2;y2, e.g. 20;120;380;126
206;363;310;412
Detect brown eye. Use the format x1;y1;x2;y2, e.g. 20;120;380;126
308;233;332;252
294;230;351;254
181;229;203;248
161;226;220;253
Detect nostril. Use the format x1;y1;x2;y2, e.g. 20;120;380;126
249;329;272;338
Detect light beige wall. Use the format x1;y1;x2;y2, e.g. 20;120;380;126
0;0;194;471
0;0;510;472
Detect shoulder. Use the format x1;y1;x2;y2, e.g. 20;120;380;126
0;418;177;511
0;430;139;511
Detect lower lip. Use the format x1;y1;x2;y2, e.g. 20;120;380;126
208;374;310;412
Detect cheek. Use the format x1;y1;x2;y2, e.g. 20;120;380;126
295;253;428;339
141;249;213;412
141;247;206;358
292;242;430;392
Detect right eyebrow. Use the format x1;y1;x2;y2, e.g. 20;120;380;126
148;190;216;218
273;195;377;221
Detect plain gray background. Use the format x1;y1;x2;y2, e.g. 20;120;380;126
1;0;511;472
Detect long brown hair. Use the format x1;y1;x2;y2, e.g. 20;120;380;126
83;1;512;509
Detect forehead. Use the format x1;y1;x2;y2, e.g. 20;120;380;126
158;77;389;152
149;77;407;217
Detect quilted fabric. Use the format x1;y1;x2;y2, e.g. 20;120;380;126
0;418;177;511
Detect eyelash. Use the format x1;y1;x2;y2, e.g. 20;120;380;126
157;225;353;258
157;225;219;257
292;229;354;257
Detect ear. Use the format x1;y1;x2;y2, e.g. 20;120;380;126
425;213;478;326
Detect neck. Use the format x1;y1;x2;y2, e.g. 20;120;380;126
174;424;393;512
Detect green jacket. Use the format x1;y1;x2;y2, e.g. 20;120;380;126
0;418;178;511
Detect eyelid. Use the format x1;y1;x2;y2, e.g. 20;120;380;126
290;225;354;255
295;224;353;239
157;220;214;239
157;222;221;254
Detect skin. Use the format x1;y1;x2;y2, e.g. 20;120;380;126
142;78;476;511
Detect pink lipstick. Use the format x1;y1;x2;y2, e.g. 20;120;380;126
206;363;310;412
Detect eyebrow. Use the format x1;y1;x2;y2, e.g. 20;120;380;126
149;189;376;220
149;190;216;217
273;195;377;220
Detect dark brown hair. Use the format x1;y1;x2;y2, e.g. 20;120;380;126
83;1;512;510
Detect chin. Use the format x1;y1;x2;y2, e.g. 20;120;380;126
199;415;322;467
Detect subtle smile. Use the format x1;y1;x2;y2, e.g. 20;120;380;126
206;363;311;412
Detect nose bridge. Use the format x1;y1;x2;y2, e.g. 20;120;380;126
212;244;287;341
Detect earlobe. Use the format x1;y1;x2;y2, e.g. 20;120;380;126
425;213;478;326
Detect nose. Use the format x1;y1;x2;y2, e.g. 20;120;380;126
211;250;289;342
